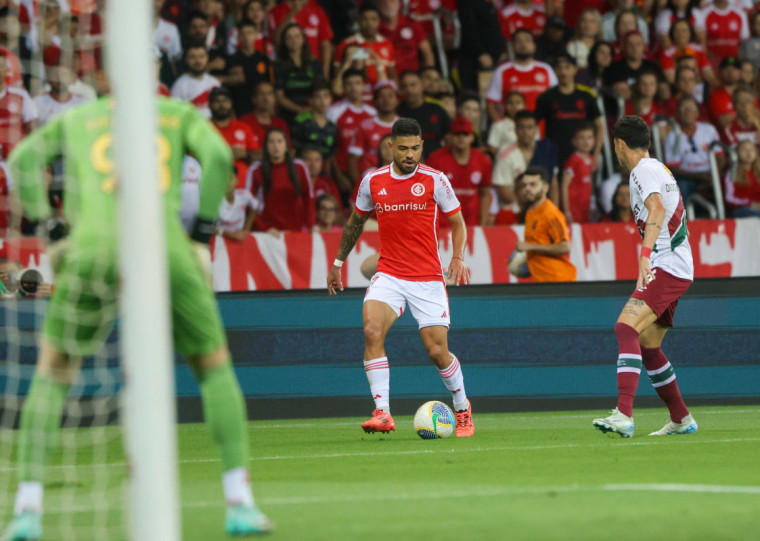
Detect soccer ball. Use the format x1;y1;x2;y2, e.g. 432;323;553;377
507;250;531;278
413;401;455;439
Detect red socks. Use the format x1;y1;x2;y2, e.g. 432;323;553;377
641;346;690;423
615;322;642;418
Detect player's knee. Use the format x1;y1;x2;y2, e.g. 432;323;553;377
425;342;446;362
363;322;385;346
614;321;637;340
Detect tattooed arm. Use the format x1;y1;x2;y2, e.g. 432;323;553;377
638;193;666;290
327;209;371;295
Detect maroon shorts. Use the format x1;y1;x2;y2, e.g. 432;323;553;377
631;267;692;327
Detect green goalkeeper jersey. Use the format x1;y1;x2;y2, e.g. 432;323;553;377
8;96;232;249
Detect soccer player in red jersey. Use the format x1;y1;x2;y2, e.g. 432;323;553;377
427;117;492;227
327;118;474;438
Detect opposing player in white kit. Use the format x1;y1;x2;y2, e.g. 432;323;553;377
593;115;698;438
326;118;474;437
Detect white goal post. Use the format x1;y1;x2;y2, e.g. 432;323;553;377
106;2;180;540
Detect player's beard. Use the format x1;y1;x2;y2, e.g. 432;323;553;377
394;157;418;175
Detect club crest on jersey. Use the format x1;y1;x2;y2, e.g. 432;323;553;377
411;182;425;196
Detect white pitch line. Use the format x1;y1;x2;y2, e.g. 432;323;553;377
248;408;760;429
604;484;760;495
36;483;760;515
1;437;759;473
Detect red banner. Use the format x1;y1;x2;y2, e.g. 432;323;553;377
3;219;759;291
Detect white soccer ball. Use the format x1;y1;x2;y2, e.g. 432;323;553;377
413;401;455;439
507;250;531;278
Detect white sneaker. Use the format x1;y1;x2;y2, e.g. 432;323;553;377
649;414;698;436
592;408;635;438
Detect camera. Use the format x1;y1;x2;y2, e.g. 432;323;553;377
17;268;43;296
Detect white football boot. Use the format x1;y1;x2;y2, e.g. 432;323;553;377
592;408;635;438
649;414;698;436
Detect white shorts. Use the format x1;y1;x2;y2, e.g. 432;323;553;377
364;272;450;329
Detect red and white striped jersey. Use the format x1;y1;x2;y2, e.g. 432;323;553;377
355;163;461;281
170;73;221;119
486;60;557;111
0;86;37;159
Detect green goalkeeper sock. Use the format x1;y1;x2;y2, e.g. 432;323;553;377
17;374;70;483
200;363;249;471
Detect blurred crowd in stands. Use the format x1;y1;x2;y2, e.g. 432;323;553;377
0;0;759;247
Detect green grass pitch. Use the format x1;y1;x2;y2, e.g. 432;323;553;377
3;405;759;540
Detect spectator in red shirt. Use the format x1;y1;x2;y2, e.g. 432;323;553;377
560;121;596;223
209;86;259;185
237;80;291;154
498;0;547;41
700;0;749;68
723;87;760;146
0;52;36;161
247;127;314;234
427;116;492;227
377;0;434;74
707;56;742;132
724;139;760;218
327;68;376;188
485;29;557;122
347;80;399;183
0;8;24;88
268;0;333;79
333;4;398;101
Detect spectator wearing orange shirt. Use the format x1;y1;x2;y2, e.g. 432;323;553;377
515;166;577;282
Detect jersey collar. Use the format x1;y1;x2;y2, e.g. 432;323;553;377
390;163;419;180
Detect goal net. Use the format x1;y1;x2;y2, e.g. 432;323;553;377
0;1;177;540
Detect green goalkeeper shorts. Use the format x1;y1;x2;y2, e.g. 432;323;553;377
44;233;227;357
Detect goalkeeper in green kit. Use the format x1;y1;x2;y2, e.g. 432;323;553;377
2;97;272;539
